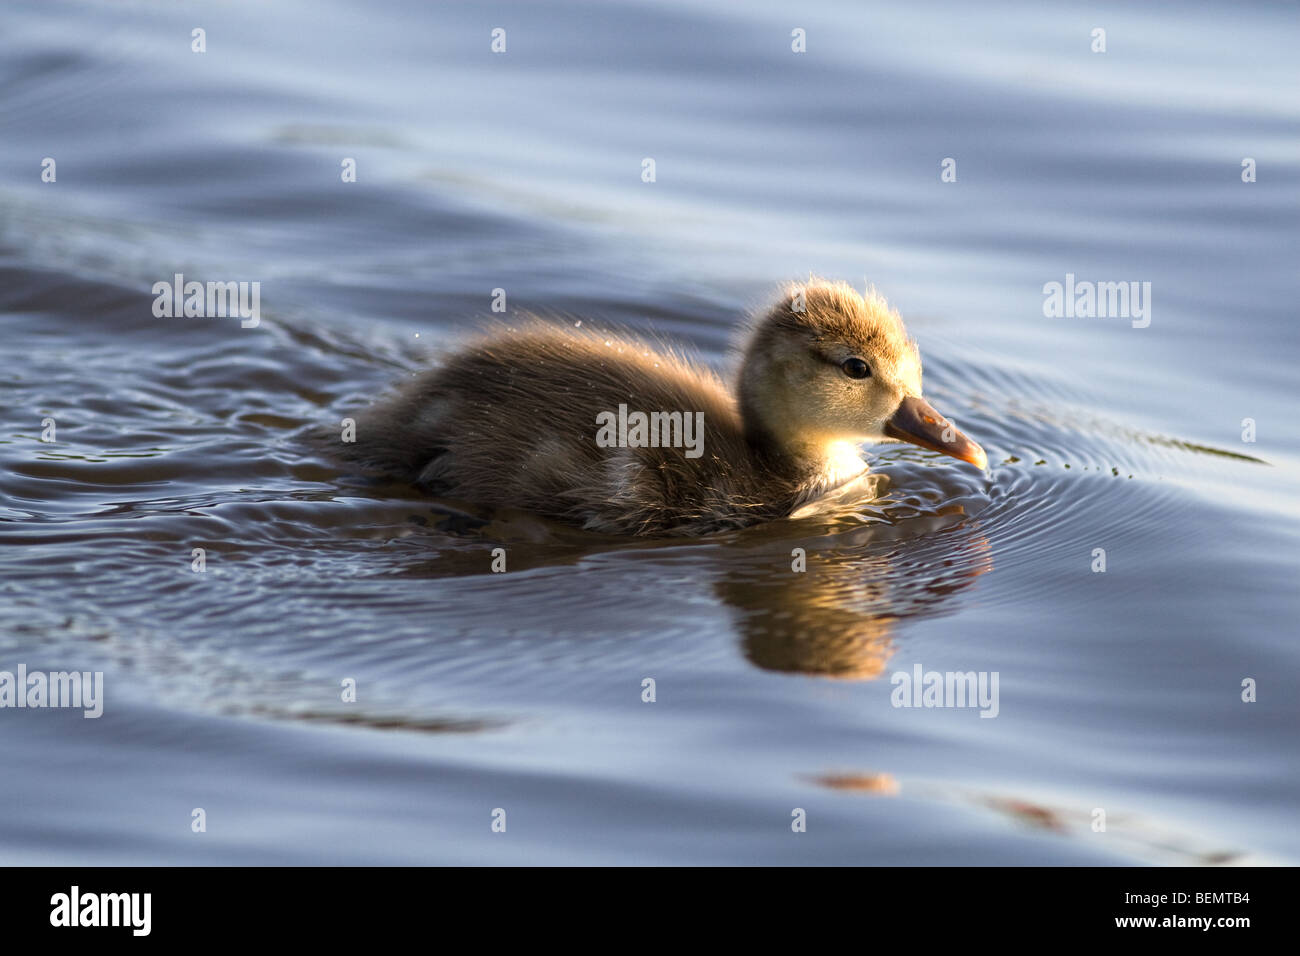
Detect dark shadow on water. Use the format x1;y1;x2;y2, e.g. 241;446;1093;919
242;705;504;735
359;484;995;681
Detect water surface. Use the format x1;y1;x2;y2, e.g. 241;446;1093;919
1;0;1297;865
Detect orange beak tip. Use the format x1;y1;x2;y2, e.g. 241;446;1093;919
884;396;988;473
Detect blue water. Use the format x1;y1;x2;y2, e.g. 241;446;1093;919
1;0;1297;864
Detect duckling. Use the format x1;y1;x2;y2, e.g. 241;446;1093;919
326;279;986;536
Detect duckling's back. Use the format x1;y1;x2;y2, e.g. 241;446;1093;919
327;322;799;535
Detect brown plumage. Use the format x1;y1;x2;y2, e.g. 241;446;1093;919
324;279;986;536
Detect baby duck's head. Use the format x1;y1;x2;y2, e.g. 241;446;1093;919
739;279;986;473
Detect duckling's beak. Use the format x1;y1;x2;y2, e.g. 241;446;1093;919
884;396;988;470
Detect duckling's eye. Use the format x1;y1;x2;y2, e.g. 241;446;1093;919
841;357;871;380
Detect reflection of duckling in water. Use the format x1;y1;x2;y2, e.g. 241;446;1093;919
328;279;986;536
719;518;994;679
